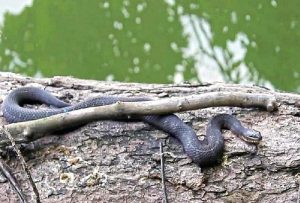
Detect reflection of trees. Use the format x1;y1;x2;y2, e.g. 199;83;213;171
187;14;267;85
184;1;300;92
1;1;299;91
189;15;230;80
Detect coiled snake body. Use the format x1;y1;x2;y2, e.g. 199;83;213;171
2;87;262;166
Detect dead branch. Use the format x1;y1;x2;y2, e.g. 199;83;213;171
0;92;277;148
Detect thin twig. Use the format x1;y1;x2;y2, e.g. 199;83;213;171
0;158;28;203
297;182;300;203
160;141;168;203
0;92;277;148
2;126;41;203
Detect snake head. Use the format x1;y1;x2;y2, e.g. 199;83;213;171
241;129;262;144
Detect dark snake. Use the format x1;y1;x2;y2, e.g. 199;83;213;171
2;87;262;166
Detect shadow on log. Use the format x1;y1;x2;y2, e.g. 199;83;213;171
0;72;299;203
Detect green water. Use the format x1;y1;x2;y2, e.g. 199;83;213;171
0;0;299;93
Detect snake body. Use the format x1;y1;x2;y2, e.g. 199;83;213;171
2;87;262;166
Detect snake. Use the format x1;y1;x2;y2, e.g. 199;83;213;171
2;87;262;166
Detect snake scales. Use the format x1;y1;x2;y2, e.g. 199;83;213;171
2;87;262;166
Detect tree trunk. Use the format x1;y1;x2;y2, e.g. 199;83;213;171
0;72;299;203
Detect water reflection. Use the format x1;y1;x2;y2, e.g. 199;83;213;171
180;14;274;89
0;0;32;25
0;0;194;84
0;0;299;92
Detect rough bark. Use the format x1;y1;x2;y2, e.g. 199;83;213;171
0;72;299;203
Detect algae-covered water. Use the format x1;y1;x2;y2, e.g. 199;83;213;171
0;0;299;92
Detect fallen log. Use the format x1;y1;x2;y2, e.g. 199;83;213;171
0;72;299;203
